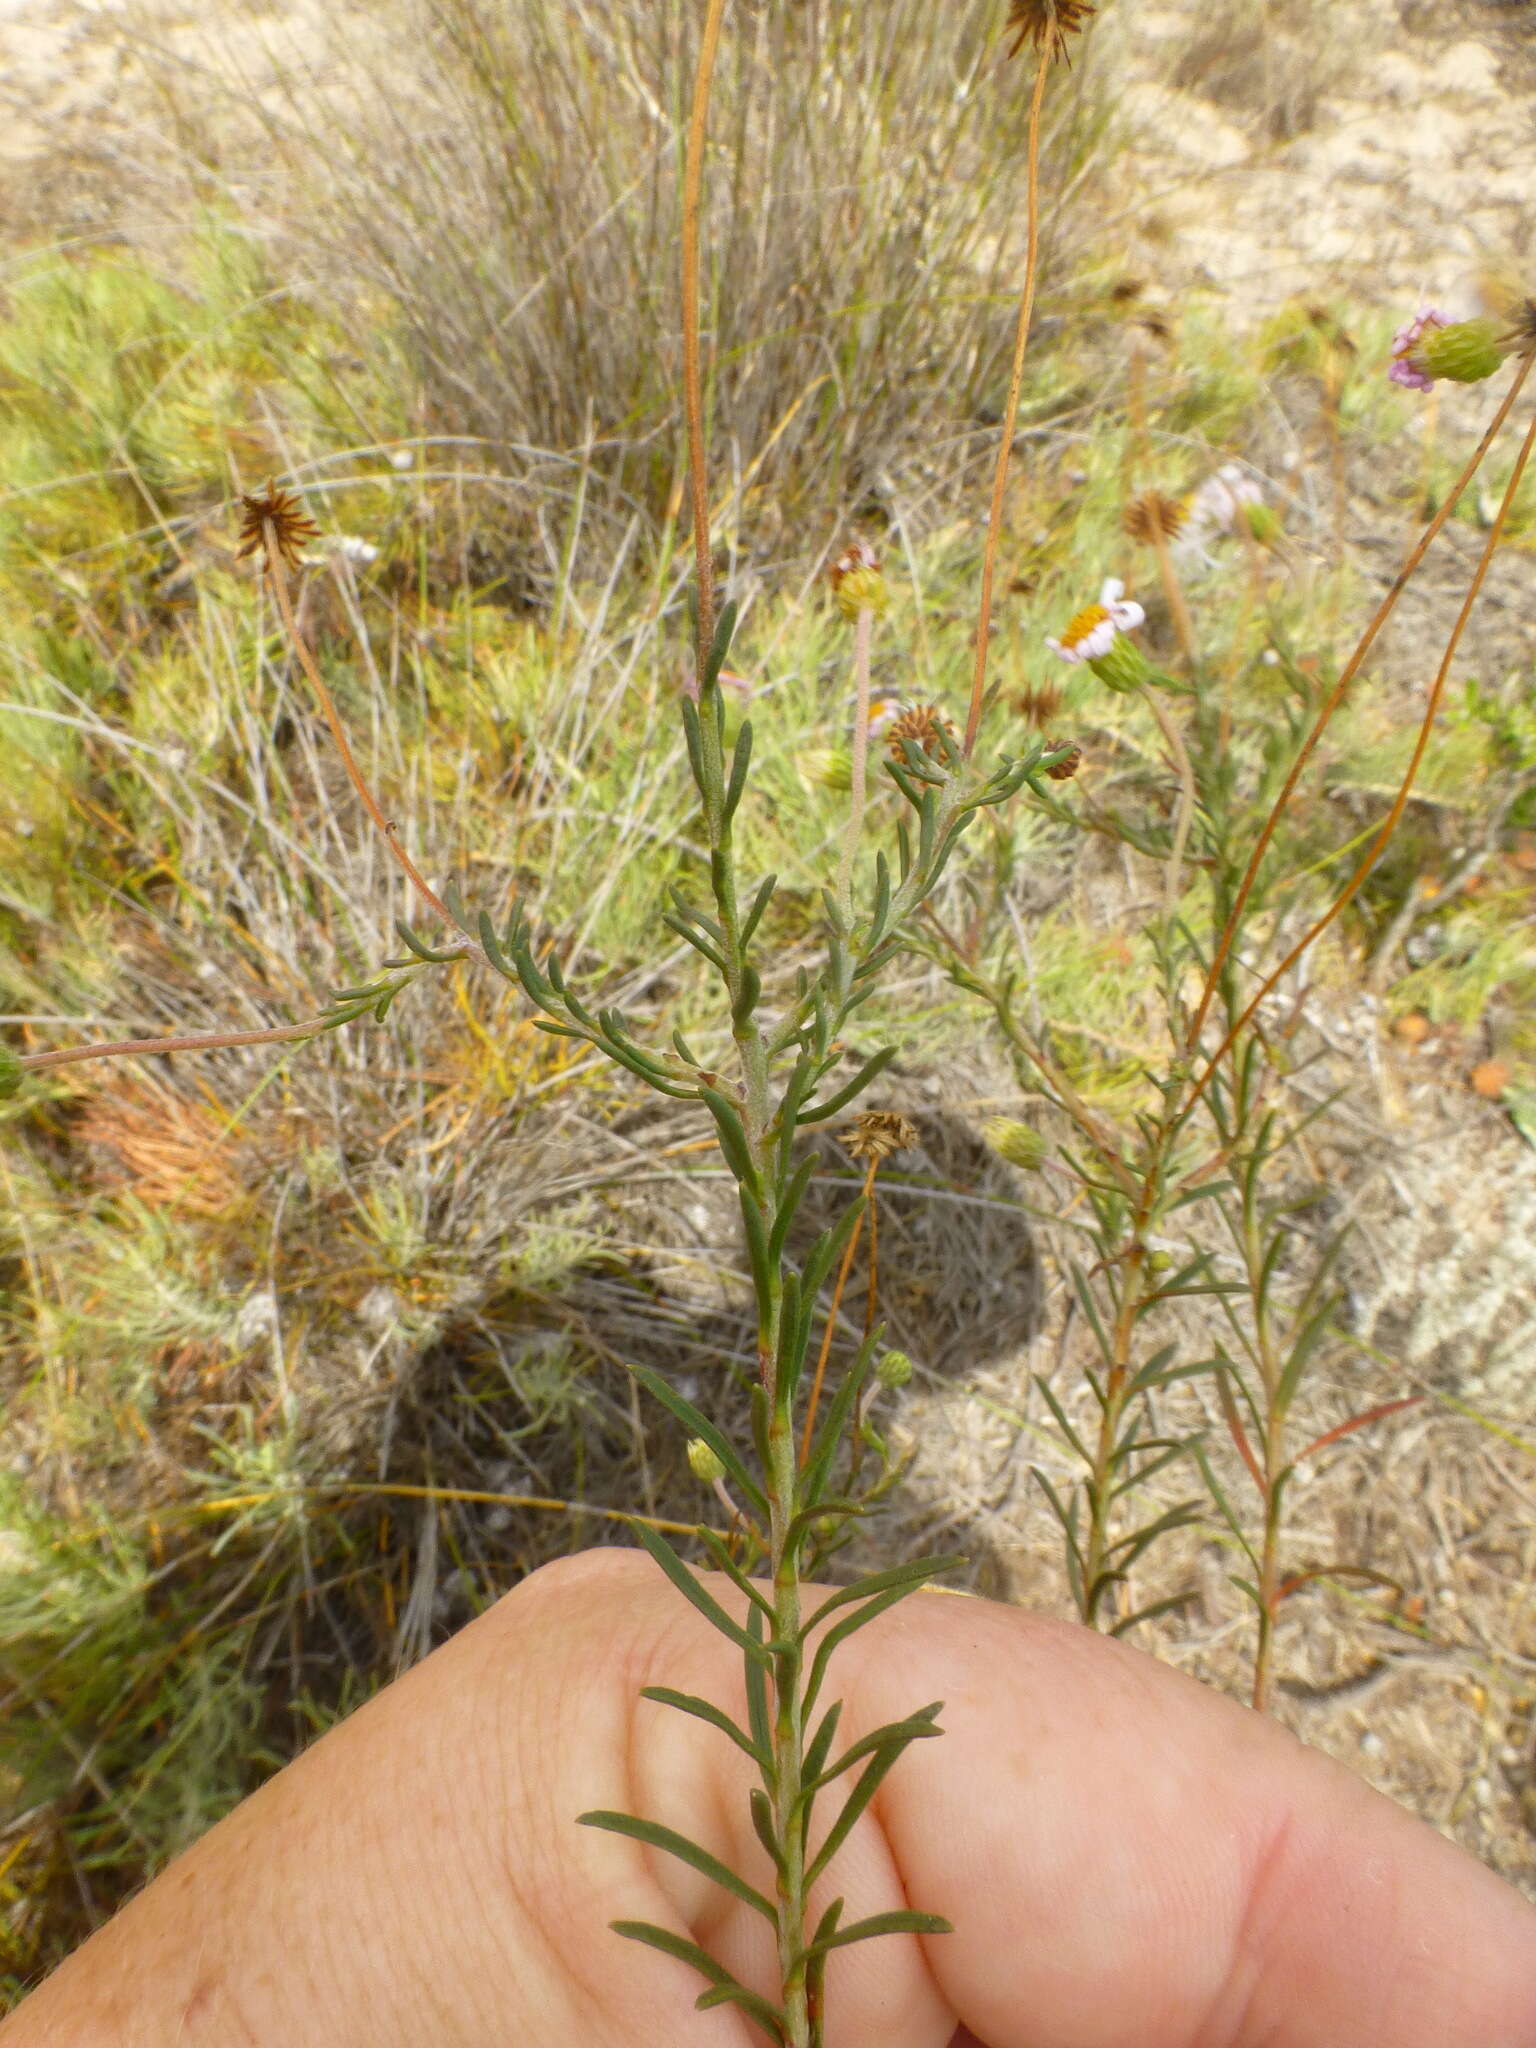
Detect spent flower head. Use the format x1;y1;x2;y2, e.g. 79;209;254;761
1122;491;1188;546
842;1109;920;1163
1005;0;1097;61
886;704;955;760
236;482;322;573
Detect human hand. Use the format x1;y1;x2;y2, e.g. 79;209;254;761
5;1547;1533;2046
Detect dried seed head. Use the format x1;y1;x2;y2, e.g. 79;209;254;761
842;1110;920;1163
236;482;321;573
1135;308;1174;344
886;703;955;760
1109;276;1146;305
1005;0;1096;60
1044;741;1082;781
1122;491;1188;545
1015;682;1065;729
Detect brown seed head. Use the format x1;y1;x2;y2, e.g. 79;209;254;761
1122;491;1188;545
1005;0;1096;60
1134;308;1174;344
842;1110;920;1164
1044;741;1082;781
886;704;955;760
1015;682;1065;729
236;483;321;573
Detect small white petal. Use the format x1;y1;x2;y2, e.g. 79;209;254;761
1107;599;1144;631
1079;619;1117;660
1099;577;1125;604
1045;636;1085;664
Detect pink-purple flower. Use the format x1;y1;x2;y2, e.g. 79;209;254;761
1389;308;1449;392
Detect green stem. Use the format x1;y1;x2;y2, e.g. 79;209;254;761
766;1393;811;2047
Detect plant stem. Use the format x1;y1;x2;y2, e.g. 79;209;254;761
18;1023;320;1076
964;45;1050;760
261;540;467;942
1183;352;1533;1055
682;0;730;671
836;606;875;922
1142;685;1195;933
766;1395;811;2048
1184;391;1536;1120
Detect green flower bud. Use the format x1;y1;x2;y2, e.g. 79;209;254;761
686;1438;726;1486
1416;317;1506;386
0;1045;24;1099
1240;499;1283;547
983;1116;1047;1171
833;565;888;621
1087;632;1154;695
830;540;889;621
875;1349;914;1390
797;746;853;793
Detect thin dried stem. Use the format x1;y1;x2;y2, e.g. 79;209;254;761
19;1023;320;1077
258;528;466;941
1186;394;1536;1117
682;0;730;669
964;45;1050;759
1183;352;1533;1054
799;1157;877;1467
1142;686;1195;930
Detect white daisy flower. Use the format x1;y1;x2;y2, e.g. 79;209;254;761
1045;578;1145;664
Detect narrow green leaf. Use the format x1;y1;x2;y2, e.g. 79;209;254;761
703;599;740;693
693;1982;789;2042
739;1187;773;1301
629;1365;770;1521
1108;1591;1193;1638
800;1330;880;1505
477;910;515;979
802;1699;843;1787
630;1522;770;1659
799;1045;899;1125
1033;1470;1084;1610
701;1086;761;1198
805;1909;951;1956
804;1563;958;1715
608;1922;785;2044
812;1703;943;1788
661;911;729;976
806;1737;916;1887
800;1194;867;1305
768;1156;817;1268
640;1688;771;1772
1034;1374;1093;1467
741;872;777;949
744;1603;771;1759
749;1787;785;1876
806;1558;960;1636
722;719;754;827
580;1812;776;1924
696;1528;777;1622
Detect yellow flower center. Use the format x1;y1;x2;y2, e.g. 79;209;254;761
1061;602;1110;649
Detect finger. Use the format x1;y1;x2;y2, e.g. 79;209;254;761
845;1586;1536;2047
484;1551;1536;2048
